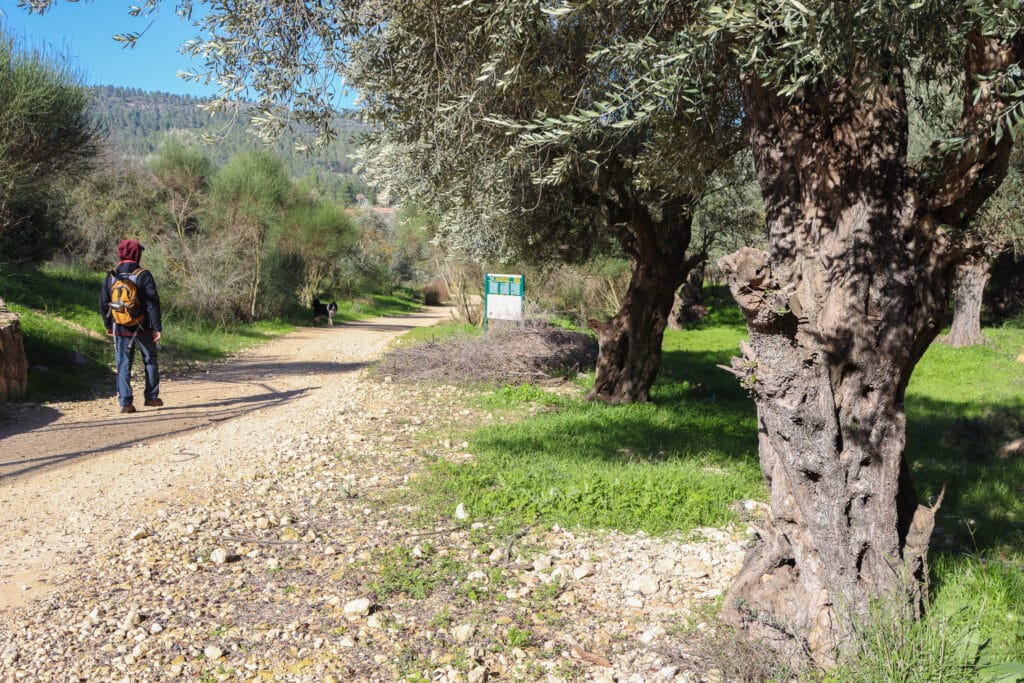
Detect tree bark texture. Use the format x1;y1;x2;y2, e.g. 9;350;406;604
720;35;1018;659
0;299;28;402
946;257;992;347
588;194;699;404
669;261;707;330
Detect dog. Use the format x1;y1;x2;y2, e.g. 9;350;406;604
312;298;338;325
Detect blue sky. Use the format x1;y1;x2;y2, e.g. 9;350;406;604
2;0;219;96
2;0;357;107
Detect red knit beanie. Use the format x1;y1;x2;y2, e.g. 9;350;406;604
117;239;144;263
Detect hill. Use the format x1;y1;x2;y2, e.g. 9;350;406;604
88;85;376;203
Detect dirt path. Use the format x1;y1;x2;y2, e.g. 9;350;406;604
0;307;450;609
0;304;752;682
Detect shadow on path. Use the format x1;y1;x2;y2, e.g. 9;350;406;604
0;388;310;480
0;306;449;484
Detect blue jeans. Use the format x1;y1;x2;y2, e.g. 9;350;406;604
115;332;160;407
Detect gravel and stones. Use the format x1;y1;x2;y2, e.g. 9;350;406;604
0;314;752;682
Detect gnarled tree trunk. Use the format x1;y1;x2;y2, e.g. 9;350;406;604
720;34;1017;661
0;299;28;402
669;260;707;330
588;195;698;404
946;256;992;347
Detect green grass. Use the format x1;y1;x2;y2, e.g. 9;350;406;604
418;307;765;536
331;293;424;323
0;262;422;403
371;543;466;602
405;291;1024;669
389;322;478;348
905;326;1024;555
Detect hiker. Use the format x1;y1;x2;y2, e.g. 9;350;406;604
99;239;163;414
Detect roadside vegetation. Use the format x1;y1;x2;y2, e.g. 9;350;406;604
0;261;420;403
382;287;1024;678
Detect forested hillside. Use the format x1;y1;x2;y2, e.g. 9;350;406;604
88;85;375;203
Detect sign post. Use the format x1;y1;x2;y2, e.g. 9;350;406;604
484;273;525;329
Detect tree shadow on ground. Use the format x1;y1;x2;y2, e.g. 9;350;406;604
905;394;1024;556
0;387;312;481
473;345;759;467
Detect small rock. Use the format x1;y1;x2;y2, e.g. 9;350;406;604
204;645;223;660
533;555;552;571
343;598;372;617
122;608;141;628
638;626;666;645
468;665;488;683
455;503;468;520
452;623;475;643
573;563;595;580
210;548;228;565
129;527;150;541
628;575;660;595
658;665;680;681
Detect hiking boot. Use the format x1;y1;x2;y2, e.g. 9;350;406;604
121;404;136;414
144;398;164;407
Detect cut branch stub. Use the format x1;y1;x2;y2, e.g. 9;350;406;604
718;247;771;318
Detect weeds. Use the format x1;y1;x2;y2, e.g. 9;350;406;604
372;544;465;602
830;595;1024;682
505;626;533;649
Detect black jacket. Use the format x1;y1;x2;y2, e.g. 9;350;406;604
99;262;162;334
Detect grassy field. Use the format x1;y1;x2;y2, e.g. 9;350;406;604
0;262;421;403
408;289;1024;673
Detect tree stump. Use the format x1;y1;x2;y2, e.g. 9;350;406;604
0;298;28;402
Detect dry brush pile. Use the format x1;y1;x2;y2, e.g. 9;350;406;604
376;321;598;386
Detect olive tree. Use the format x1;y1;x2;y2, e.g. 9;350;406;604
945;144;1024;346
610;0;1024;657
352;1;745;402
482;0;1024;658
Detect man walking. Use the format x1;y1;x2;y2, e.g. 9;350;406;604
99;239;163;414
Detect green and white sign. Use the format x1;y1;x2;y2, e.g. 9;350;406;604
485;273;525;322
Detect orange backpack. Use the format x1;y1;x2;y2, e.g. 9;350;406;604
108;268;146;327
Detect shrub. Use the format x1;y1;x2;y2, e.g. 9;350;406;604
421;276;448;305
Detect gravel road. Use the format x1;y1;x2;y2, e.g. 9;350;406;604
0;307;752;682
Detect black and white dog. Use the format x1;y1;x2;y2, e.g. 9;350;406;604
312;298;338;325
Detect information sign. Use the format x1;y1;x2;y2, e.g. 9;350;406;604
484;273;525;323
